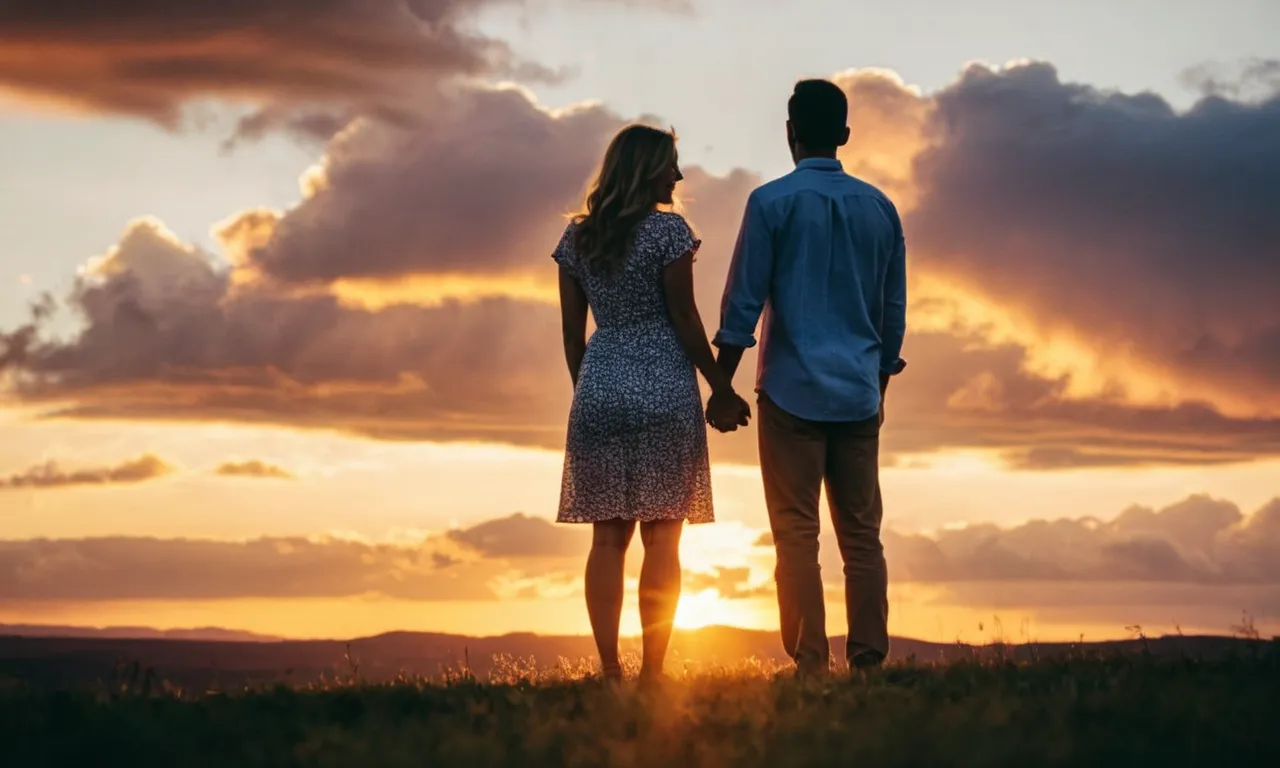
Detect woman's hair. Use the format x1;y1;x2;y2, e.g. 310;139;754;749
572;124;677;276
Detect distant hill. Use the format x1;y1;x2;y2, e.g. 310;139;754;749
0;624;281;643
0;624;1267;691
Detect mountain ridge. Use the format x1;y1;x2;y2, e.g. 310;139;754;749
3;622;1269;693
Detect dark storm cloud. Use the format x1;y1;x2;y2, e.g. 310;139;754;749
0;454;171;490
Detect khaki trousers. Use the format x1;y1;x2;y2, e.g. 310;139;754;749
758;393;888;671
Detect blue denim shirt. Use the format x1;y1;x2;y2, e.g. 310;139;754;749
714;158;907;423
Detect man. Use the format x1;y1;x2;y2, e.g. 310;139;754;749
707;78;907;674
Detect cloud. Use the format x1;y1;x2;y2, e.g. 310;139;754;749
880;330;1280;468
0;95;764;457
5;207;1280;469
837;62;1280;414
3;64;1280;469
0;514;590;602
0;217;573;449
447;513;586;559
0;0;682;138
0;534;488;602
0;0;509;130
215;460;295;480
1181;58;1280;100
241;86;624;285
684;566;772;599
4;499;1279;623
750;494;1280;589
0;513;740;604
0;454;171;491
885;495;1280;585
757;495;1280;624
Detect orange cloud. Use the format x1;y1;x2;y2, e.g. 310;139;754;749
0;454;171;490
0;1;507;130
5;499;1278;630
215;460;295;480
3;64;1280;469
238;86;623;286
0;515;586;603
5;213;1280;469
836;62;1280;417
0;0;689;144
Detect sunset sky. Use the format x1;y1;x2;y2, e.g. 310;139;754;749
2;0;1279;644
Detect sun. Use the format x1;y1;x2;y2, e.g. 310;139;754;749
673;589;770;630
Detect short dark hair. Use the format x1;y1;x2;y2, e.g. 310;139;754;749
787;79;848;150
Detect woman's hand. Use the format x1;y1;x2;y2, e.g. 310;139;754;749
707;390;751;433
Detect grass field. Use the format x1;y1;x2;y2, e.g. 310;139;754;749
4;646;1278;767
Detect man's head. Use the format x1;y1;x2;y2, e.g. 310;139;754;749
786;79;850;162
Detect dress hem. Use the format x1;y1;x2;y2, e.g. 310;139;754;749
557;514;715;525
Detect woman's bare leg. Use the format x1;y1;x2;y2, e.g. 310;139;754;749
638;520;684;678
585;519;635;679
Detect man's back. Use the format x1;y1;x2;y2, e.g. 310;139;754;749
715;157;906;423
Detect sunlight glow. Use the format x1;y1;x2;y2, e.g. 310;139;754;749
673;590;760;630
331;273;558;309
910;276;1182;405
909;276;1262;417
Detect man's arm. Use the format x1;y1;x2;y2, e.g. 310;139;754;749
713;192;772;379
878;201;907;419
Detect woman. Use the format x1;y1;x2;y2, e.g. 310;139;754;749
552;125;749;681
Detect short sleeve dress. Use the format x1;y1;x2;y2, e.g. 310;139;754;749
551;211;714;525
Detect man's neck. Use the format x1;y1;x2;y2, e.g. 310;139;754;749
793;147;838;164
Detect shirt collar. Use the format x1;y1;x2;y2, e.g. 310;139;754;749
795;157;843;172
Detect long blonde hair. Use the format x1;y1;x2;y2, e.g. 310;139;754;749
572;125;678;276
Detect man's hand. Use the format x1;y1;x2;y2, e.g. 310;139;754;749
878;369;891;428
707;390;751;433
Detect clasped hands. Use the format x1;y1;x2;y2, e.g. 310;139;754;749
706;389;751;433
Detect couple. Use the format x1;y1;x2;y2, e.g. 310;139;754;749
552;79;907;680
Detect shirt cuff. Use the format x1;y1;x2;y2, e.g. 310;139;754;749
713;329;757;349
880;357;907;375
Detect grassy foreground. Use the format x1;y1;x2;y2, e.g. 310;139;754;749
4;650;1279;767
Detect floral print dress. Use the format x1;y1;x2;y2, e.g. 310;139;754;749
551;211;714;525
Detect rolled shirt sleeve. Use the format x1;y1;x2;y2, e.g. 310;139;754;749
879;201;907;374
714;192;772;349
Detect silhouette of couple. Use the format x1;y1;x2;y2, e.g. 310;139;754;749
552;79;907;680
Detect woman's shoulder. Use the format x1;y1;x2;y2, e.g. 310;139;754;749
552;218;582;266
638;210;695;243
646;210;691;230
641;210;700;263
560;217;583;238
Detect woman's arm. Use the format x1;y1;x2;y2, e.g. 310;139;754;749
662;252;736;396
558;266;589;387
